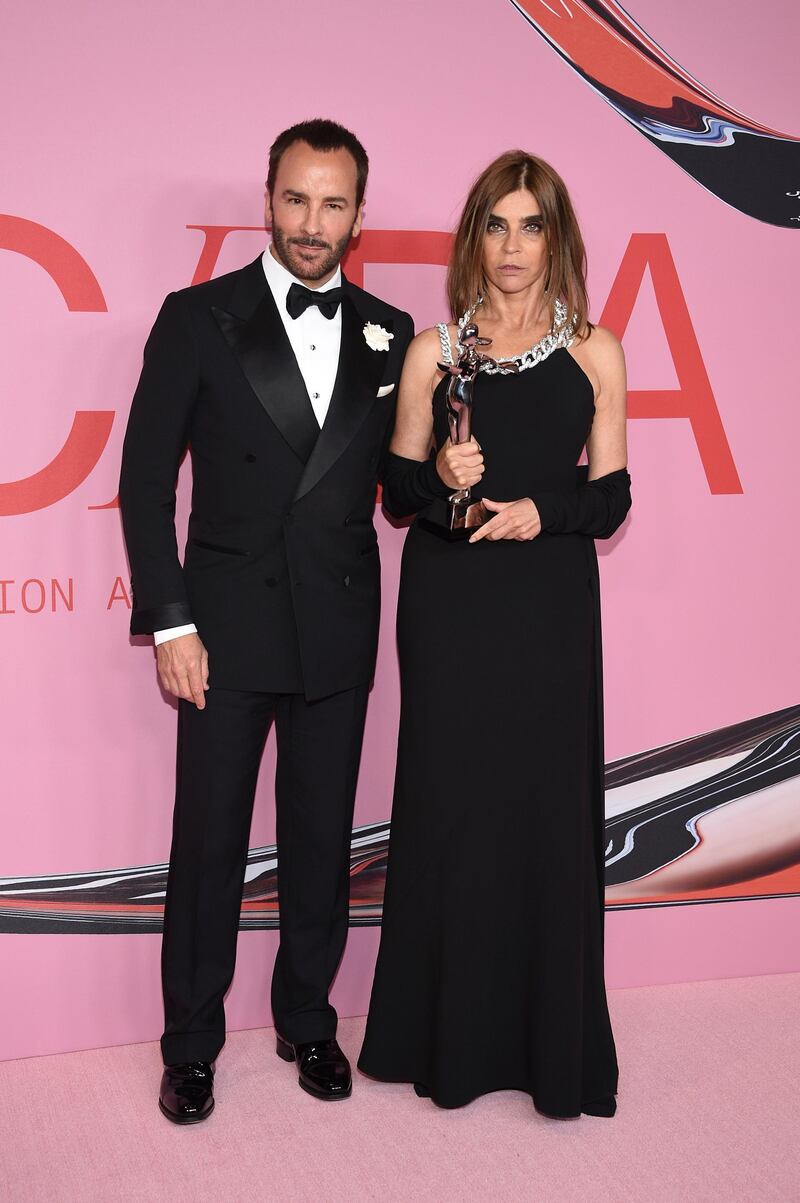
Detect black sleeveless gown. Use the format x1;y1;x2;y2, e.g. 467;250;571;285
358;343;618;1118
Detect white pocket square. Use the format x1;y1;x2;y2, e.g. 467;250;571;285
377;383;395;397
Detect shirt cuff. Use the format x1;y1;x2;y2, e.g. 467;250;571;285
153;624;198;645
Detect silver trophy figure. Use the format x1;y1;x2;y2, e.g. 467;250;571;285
438;317;515;532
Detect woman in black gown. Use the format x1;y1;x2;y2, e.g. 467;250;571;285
358;151;631;1118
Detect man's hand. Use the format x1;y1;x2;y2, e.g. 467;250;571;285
469;497;542;543
436;436;485;491
156;633;209;709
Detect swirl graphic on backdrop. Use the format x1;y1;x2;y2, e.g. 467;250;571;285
507;0;800;228
1;705;798;932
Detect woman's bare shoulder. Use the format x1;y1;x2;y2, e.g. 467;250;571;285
576;324;624;366
580;327;626;418
403;324;453;372
411;323;453;351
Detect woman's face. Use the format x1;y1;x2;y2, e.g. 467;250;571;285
482;188;548;299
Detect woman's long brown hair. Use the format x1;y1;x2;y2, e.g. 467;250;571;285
447;151;590;336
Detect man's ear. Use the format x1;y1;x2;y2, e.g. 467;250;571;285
264;187;273;227
352;199;365;239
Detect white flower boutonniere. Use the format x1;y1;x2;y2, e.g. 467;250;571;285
363;322;394;352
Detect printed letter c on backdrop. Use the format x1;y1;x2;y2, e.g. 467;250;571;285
0;215;114;516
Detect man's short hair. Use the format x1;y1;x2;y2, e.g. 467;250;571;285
267;119;369;207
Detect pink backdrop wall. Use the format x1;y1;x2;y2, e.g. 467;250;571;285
2;0;798;1061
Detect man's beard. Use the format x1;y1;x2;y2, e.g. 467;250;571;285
271;220;355;282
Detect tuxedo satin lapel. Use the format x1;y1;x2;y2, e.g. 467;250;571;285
294;295;390;501
212;280;320;465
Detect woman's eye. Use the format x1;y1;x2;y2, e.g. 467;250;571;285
487;222;504;233
525;222;543;234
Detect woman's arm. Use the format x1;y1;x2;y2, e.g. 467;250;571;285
531;328;630;538
389;327;441;460
584;326;628;480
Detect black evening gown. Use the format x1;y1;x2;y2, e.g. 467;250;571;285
359;340;623;1118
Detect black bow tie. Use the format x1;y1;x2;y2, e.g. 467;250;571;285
286;282;344;321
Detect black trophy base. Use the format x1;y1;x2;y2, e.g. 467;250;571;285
418;497;488;541
449;497;488;532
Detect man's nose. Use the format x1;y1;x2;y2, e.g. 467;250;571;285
301;205;323;236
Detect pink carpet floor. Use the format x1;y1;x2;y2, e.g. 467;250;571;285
1;973;798;1203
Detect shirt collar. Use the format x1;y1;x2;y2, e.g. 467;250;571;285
262;243;342;307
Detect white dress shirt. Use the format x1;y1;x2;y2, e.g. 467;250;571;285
154;245;343;646
261;244;342;425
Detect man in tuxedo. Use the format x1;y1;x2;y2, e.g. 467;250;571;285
119;119;413;1123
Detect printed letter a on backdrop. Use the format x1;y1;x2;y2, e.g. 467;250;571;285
600;233;742;495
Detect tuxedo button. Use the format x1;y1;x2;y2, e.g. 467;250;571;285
312;392;320;400
343;575;350;588
284;514;294;524
344;516;351;526
310;344;316;351
264;577;277;587
245;453;257;463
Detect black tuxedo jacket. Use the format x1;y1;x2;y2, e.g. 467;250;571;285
119;256;414;700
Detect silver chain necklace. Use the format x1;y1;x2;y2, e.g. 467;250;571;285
455;296;576;375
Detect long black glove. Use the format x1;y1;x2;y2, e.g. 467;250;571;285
531;466;631;540
381;451;453;518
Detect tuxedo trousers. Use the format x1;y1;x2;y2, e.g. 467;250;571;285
160;683;369;1065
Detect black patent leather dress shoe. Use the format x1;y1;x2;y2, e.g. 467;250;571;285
276;1033;352;1100
158;1061;215;1124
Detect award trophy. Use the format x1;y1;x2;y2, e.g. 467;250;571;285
437;316;517;533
